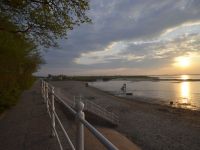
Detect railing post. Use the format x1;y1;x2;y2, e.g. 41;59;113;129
42;81;44;98
43;82;46;103
42;81;45;103
46;83;49;112
76;101;85;150
41;80;43;97
51;87;55;137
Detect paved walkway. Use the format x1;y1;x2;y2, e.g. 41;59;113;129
0;81;59;150
0;80;141;150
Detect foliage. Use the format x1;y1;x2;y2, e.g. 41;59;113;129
0;18;42;113
0;0;91;47
0;0;91;113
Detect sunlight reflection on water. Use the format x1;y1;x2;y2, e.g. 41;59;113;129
176;81;193;109
180;82;190;103
177;75;192;108
90;75;200;110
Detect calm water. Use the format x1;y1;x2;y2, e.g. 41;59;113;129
90;75;200;110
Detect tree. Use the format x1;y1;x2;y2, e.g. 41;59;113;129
0;16;43;112
0;0;91;47
0;0;91;113
0;27;42;112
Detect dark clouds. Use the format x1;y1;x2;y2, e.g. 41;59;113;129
38;0;200;75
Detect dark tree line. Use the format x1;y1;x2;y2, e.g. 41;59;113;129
0;0;91;113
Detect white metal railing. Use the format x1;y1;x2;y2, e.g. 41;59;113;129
52;88;118;125
73;96;119;125
41;80;119;150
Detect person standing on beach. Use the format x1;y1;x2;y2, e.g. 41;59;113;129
121;83;126;94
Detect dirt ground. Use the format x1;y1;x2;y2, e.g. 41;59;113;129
51;80;200;150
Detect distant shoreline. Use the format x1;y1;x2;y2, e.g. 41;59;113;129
158;78;200;82
44;74;200;82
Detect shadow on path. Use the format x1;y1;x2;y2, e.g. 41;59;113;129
0;81;58;150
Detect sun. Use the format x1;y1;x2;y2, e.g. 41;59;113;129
174;56;190;68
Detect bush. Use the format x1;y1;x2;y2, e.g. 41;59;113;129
0;19;42;113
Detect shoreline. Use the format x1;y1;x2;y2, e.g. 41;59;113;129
89;79;200;111
90;84;200;113
51;80;200;150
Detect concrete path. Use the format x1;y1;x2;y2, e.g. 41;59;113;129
0;81;59;150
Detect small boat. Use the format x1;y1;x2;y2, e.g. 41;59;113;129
126;92;133;96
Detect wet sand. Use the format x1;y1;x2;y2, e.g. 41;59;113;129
51;81;200;150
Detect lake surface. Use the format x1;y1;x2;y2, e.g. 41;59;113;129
90;75;200;110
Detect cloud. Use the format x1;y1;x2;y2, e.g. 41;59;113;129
74;41;145;65
74;33;200;67
37;0;200;75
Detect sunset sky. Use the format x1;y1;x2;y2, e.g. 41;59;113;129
37;0;200;76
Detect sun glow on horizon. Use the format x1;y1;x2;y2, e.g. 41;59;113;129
181;75;189;80
174;56;191;68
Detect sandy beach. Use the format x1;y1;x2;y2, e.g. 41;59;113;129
51;80;200;150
